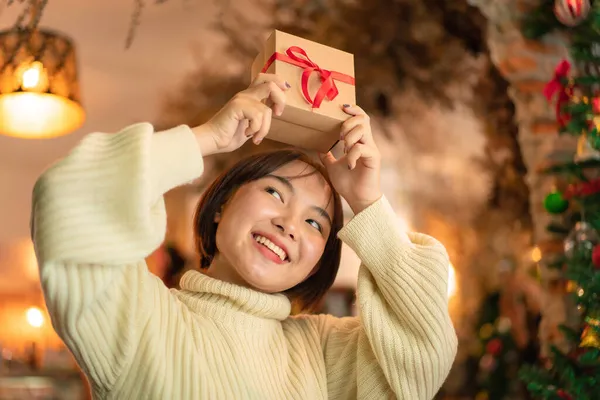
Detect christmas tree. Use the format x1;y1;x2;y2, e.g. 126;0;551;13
517;1;600;399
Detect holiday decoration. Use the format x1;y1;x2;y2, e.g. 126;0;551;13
544;59;573;128
543;190;570;214
563;221;599;259
473;291;536;400
592;245;600;268
556;389;573;400
580;325;600;348
485;338;503;356
575;132;600;162
553;0;591;27
564;178;600;199
519;2;600;399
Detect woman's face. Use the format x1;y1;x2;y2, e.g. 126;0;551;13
211;160;335;293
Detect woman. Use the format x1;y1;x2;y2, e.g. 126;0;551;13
31;73;457;399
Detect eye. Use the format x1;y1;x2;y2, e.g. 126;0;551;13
266;187;283;201
306;219;322;232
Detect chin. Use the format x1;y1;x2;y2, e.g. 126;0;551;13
239;268;288;294
233;260;297;294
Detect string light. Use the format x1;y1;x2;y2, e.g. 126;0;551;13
531;246;542;263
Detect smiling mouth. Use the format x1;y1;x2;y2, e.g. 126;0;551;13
252;234;289;262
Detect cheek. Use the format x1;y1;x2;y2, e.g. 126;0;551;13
301;235;328;264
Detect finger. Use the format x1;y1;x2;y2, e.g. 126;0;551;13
251;73;291;91
340;114;371;140
342;104;367;116
247;81;287;116
343;125;365;153
242;103;268;137
346;143;378;170
318;151;337;166
254;106;272;144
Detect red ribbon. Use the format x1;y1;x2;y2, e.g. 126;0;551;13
261;46;355;109
543;59;572;127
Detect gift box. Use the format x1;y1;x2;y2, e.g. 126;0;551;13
251;30;356;153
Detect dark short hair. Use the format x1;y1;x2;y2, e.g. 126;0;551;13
193;149;343;313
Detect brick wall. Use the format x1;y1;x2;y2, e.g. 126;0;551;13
469;0;579;355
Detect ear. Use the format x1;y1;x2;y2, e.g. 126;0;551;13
214;211;221;223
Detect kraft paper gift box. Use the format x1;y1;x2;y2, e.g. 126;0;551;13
251;30;356;153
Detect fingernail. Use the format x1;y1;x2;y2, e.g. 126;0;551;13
343;104;350;108
285;82;291;88
256;139;262;144
348;164;352;170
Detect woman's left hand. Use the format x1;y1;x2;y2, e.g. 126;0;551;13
319;105;383;214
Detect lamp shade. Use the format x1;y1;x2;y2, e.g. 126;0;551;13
0;28;84;139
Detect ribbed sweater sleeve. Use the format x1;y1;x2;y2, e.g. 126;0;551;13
292;196;458;399
30;123;204;394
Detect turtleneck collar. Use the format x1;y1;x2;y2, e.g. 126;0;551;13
176;270;292;322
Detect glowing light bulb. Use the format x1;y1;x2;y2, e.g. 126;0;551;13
17;61;48;92
26;307;44;328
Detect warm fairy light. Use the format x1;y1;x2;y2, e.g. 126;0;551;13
26;307;44;328
531;246;542;263
448;263;457;298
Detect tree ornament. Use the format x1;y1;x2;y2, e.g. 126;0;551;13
554;0;591;27
485;338;503;356
585;315;600;328
580;325;600;349
592;244;600;268
556;389;573;400
543;190;569;214
566;280;579;293
495;316;512;334
479;353;497;372
479;323;494;340
564;221;600;259
575;132;600;162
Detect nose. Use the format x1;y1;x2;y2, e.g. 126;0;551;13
273;215;298;241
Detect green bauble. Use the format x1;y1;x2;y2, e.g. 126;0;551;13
544;191;569;214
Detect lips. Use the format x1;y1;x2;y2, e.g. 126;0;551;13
251;232;290;263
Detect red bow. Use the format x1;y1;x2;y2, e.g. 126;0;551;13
261;46;355;109
543;59;572;127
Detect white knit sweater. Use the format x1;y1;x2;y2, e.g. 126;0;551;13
31;123;457;399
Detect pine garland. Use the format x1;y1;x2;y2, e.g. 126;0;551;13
518;2;600;399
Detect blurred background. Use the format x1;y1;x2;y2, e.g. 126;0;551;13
0;0;595;399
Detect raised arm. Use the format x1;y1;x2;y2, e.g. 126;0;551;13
31;75;292;392
288;196;457;399
31;123;205;390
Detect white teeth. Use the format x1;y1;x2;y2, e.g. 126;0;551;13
254;235;287;261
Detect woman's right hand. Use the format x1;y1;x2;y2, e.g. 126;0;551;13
194;73;289;156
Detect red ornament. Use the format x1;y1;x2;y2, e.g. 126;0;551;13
557;389;572;400
554;0;591;26
593;245;600;269
593;97;600;114
485;338;503;356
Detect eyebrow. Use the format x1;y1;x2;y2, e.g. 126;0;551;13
266;174;333;227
